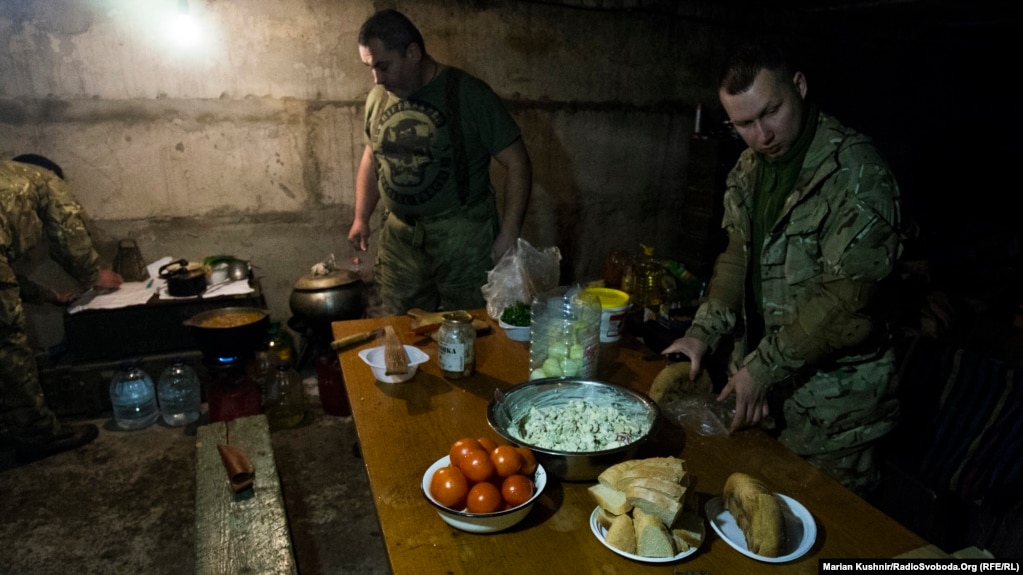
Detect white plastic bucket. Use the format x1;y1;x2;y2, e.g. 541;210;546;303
584;288;630;343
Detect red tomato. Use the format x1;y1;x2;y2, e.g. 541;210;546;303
501;474;535;507
459;448;496;484
466;481;502;514
515;447;538;475
449;438;483;469
430;466;469;510
477;437;499;453
490;445;523;478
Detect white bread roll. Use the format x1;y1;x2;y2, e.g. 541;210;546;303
722;472;786;557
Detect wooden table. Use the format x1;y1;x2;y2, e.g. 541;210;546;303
334;312;930;574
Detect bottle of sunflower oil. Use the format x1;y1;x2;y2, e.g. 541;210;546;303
630;243;664;311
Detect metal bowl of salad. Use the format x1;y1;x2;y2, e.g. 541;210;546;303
486;378;660;481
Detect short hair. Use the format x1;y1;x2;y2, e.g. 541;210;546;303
719;42;795;96
358;9;426;54
12;153;64;180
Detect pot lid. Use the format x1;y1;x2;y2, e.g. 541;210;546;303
293;269;362;290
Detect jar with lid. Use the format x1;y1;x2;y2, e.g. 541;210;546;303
437;311;476;379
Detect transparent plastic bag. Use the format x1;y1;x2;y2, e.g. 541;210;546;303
660;391;737;437
482;238;561;320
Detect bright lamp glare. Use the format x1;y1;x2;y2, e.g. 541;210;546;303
169;13;199;47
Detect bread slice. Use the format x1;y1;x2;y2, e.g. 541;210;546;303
722;472;786;557
604;512;636;554
634;507;675;557
589;482;632;515
617;475;688;500
626;484;684;527
614;459;688;489
670;511;704;552
597;459;643;490
595;506;618;530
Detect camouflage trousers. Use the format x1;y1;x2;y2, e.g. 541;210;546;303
0;255;60;440
373;195;498;317
774;348;900;497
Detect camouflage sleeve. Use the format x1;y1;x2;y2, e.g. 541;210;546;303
686;231;745;352
744;151;901;388
39;176;102;287
685;162;751;353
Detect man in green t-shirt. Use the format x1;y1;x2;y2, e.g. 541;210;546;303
348;9;532;316
661;43;902;496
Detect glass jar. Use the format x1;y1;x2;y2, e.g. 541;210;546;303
264;361;306;430
437;311;476;379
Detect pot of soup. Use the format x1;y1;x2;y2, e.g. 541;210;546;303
183;307;269;359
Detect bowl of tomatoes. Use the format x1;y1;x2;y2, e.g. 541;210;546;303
422;437;547;533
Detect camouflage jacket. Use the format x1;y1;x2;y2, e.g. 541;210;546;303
686;112;902;390
0;159;102;288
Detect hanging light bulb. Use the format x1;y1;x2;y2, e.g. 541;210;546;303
170;0;199;47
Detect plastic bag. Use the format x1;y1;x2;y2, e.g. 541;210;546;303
482;238;561;320
660;392;737;437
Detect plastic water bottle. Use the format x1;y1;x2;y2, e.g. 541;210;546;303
109;361;159;430
157;359;201;426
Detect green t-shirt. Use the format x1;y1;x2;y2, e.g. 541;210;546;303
363;66;521;218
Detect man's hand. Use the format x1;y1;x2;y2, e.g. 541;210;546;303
96;269;123;290
348;220;371;252
659;336;708;382
717;367;770;432
491;231;517;264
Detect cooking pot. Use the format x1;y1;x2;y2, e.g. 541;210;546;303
204;257;251;285
183;307;269;359
289;269;365;325
159;259;206;297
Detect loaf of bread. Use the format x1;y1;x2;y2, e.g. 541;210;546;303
590;456;702;558
722;472;786;557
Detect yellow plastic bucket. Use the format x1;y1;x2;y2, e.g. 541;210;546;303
583;287;630;342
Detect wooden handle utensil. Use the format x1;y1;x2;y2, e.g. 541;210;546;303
383;325;409;375
330;328;384;352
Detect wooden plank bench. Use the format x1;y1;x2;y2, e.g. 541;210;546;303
194;414;297;575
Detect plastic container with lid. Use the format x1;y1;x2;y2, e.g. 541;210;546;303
528;286;602;380
583;287;631;343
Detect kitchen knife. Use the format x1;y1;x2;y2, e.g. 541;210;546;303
330;328;384;352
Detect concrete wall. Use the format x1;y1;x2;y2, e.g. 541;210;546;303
3;0;739;350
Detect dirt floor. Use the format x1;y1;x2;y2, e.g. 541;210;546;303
0;380;391;575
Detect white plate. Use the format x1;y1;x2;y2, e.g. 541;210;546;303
589;507;704;563
705;494;816;563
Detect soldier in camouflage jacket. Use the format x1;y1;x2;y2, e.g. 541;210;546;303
663;44;902;495
1;155;122;463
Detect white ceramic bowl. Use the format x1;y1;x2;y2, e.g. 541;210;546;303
421;455;547;533
498;319;530;342
358;345;430;383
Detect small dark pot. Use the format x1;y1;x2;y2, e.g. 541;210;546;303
183;307;269;359
159;259;207;297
